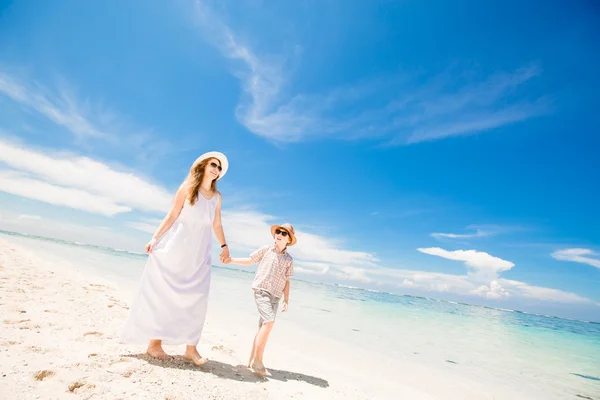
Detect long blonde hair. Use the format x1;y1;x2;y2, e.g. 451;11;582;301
187;158;218;206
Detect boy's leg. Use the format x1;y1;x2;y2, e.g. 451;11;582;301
248;326;260;367
251;290;279;374
251;321;274;374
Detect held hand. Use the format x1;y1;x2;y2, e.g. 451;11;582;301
219;246;231;263
281;301;288;312
145;238;157;254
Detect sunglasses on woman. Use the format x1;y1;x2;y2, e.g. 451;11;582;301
210;162;223;172
275;229;289;237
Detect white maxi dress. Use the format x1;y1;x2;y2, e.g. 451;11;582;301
121;192;219;346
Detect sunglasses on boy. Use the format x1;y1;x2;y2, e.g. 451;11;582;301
210;161;223;172
275;229;289;237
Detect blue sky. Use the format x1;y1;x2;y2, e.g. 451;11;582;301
1;0;599;321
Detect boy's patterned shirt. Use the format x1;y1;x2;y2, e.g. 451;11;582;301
250;244;294;299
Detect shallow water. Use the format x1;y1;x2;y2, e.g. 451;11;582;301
2;230;599;399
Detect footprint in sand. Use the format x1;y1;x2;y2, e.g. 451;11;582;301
19;323;41;330
109;358;131;366
34;370;55;381
212;345;233;355
107;296;129;310
4;319;30;324
0;340;22;346
86;283;108;293
121;369;135;378
83;331;103;337
67;381;96;393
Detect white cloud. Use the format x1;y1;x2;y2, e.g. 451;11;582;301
0;138;172;216
551;248;600;269
213;209;595;306
0;211;145;251
0;72;110;140
191;2;548;145
0;170;131;216
125;219;164;234
472;280;511;299
218;209;378;275
347;266;593;305
498;279;593;304
17;214;42;220
417;247;515;282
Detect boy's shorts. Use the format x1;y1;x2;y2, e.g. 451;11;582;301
254;289;280;326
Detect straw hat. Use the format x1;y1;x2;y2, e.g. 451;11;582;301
190;151;229;180
271;223;297;246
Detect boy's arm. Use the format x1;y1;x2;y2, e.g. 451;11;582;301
282;258;293;312
228;257;255;266
282;279;290;312
226;245;268;266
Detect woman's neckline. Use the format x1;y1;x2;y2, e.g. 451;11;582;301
198;188;216;201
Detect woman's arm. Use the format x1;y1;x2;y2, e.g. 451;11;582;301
212;192;230;262
145;182;188;253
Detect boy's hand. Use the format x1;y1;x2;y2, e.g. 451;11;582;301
281;301;288;312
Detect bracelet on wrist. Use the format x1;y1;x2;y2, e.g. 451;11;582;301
221;243;228;248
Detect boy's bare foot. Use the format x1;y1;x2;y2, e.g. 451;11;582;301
251;360;267;376
183;349;208;365
146;345;170;360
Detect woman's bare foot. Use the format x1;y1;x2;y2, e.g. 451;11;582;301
251;360;267;376
183;349;208;366
146;345;170;360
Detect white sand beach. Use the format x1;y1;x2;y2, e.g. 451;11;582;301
1;236;590;400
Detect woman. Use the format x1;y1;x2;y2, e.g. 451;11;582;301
121;151;231;365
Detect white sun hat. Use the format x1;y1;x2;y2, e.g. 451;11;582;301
190;151;229;180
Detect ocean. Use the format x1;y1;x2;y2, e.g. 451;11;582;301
1;230;599;399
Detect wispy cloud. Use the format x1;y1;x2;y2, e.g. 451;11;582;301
552;248;600;269
0;138;173;216
0;72;112;140
191;2;548;145
0;70;175;167
431;224;520;241
431;228;492;240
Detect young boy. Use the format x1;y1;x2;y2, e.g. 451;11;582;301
225;223;296;375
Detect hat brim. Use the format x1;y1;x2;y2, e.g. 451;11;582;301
191;151;229;180
271;224;297;246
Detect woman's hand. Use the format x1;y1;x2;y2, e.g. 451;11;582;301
145;238;158;254
219;246;231;263
281;301;288;312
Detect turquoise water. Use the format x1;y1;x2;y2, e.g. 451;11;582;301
2;230;599;399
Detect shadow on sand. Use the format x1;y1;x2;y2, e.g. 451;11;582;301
121;353;329;388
